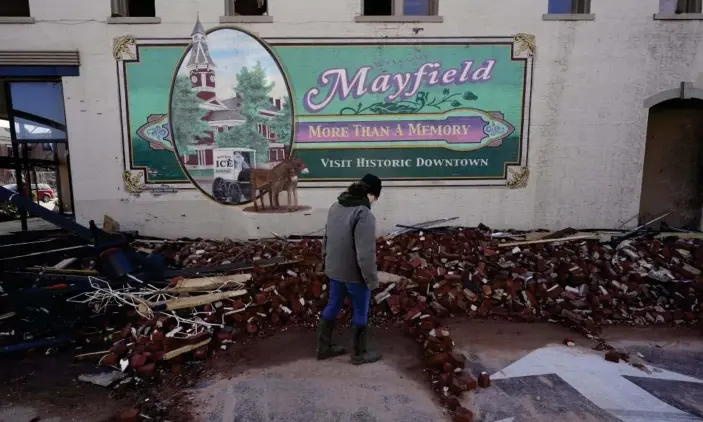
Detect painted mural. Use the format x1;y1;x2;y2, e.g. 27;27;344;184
168;22;304;211
115;24;534;193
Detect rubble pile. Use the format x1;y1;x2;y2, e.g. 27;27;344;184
376;227;703;334
1;224;701;420
129;227;703;420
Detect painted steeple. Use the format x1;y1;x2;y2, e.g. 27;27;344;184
187;14;216;98
187;15;216;71
191;14;205;37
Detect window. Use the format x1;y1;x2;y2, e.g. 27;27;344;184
547;0;591;14
0;0;30;17
10;82;67;142
404;0;439;15
676;0;702;13
359;0;441;20
226;0;268;16
111;0;156;18
655;0;703;18
221;0;273;22
363;0;439;16
544;0;594;20
364;0;392;16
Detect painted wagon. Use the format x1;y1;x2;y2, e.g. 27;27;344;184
211;147;257;204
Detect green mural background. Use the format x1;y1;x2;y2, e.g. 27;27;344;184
276;43;526;180
120;38;532;184
125;46;187;182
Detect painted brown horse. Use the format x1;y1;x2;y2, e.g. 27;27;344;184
250;156;308;211
281;167;300;211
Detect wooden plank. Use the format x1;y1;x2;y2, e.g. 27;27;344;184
162;339;211;360
655;232;703;240
165;274;252;293
497;234;599;248
137;289;248;314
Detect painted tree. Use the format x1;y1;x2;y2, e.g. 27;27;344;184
170;74;209;160
269;97;292;154
217;62;272;165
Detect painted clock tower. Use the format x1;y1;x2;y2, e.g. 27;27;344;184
187;16;216;101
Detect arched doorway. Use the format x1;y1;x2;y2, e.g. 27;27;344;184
640;95;703;229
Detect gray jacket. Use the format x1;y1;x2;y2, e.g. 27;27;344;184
322;201;379;291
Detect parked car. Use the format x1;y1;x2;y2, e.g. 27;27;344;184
2;183;55;202
35;184;55;202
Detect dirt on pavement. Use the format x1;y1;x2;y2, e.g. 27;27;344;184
0;320;700;422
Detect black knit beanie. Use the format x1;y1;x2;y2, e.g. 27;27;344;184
360;173;382;198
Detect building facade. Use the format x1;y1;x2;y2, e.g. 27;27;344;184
0;0;701;239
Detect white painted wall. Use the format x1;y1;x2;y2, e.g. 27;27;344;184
2;0;702;239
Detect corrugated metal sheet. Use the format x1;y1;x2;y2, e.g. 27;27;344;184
0;51;80;66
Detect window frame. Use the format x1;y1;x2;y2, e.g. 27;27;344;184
107;0;161;24
220;0;274;23
677;0;703;13
0;0;34;24
356;0;443;23
654;0;703;19
543;0;595;20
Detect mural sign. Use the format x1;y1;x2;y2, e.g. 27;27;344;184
280;40;533;186
115;24;534;197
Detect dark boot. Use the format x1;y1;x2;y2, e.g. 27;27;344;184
351;325;382;365
316;318;346;360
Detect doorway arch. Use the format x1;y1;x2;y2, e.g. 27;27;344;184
640;84;703;230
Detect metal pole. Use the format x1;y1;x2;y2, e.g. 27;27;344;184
5;82;27;231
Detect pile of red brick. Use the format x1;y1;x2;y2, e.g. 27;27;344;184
99;228;701;420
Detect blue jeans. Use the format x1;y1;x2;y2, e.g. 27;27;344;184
320;279;371;327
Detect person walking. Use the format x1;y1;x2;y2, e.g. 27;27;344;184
316;174;382;365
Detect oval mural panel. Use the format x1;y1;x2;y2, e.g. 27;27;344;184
169;22;303;212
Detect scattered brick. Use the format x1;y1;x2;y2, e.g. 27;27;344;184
129;354;146;369
605;351;620;363
49;226;700;418
478;372;491;388
116;408;139;422
452;406;475;422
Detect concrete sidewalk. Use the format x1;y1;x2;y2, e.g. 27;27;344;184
188;322;703;422
1;321;701;422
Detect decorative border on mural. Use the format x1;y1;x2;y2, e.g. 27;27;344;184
115;34;535;190
116;37;194;190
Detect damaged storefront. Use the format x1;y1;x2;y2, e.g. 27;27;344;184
0;51;78;231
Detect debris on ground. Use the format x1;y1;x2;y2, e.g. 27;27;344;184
77;370;128;388
0;197;701;417
605;350;620;363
